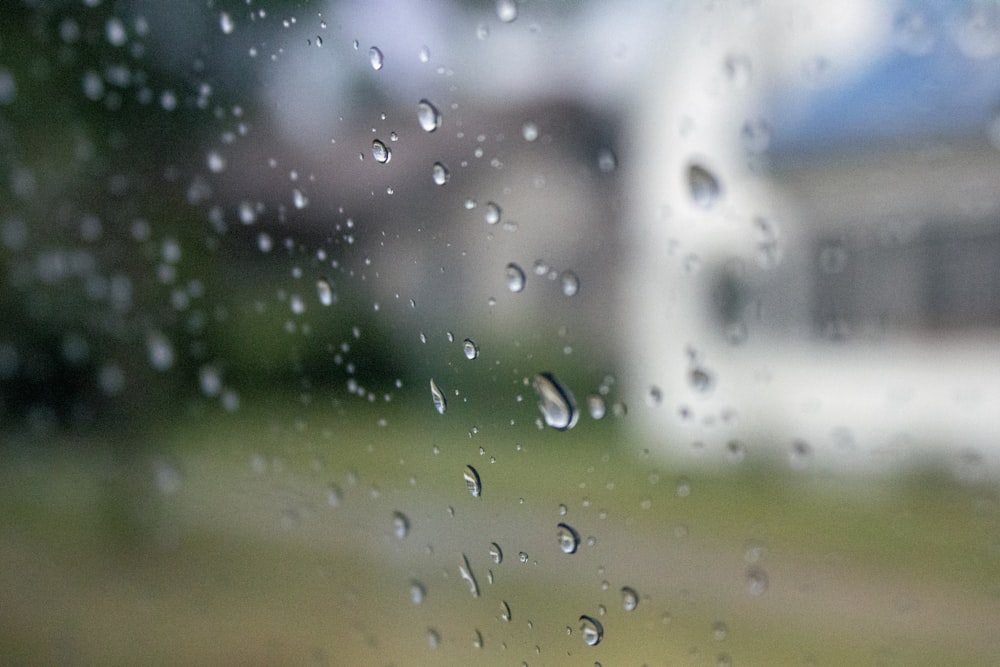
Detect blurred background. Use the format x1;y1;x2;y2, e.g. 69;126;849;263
1;0;999;664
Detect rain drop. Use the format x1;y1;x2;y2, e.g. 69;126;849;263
460;553;480;597
392;511;410;539
747;566;769;595
689;367;714;393
712;621;729;641
417;99;442;132
410;580;426;605
688;163;721;209
532;372;578;431
317;277;334;306
499;600;512;622
522;122;539;142
556;522;580;554
559;270;580;296
621;586;639;611
496;0;518;23
372;139;391;163
726;439;746;464
587;394;606;420
489;542;503;564
464;464;482;497
463;338;479;360
789;439;812;470
505;262;526;293
484;201;501;225
518;551;529;564
219;11;234;34
429;378;447;415
369;46;384;70
597;147;617;173
579;615;604;646
432;161;450;185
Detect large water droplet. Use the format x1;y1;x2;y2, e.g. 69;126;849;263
417;99;442;132
317;277;334;306
621;586;639;611
392;511;410;539
432;161;450;185
369;46;384;70
464;464;482;497
688;163;721;209
533;372;578;431
505;262;526;293
484;201;501;225
556;522;580;554
463;338;479;360
489;542;503;564
372;139;391;164
496;0;518;22
460;553;480;597
429;378;447;414
560;270;580;296
579;615;604;646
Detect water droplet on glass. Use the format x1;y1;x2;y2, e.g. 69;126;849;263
522;122;539;142
489;542;503;564
789;439;812;470
499;600;512;621
429;378;447;415
560;270;580;296
369;46;384;70
518;551;528;564
410;580;426;605
646;385;663;407
372;139;391;164
741;117;772;154
417;99;442;132
219;11;234;34
460;553;480;597
419;45;431;63
392;511;410;539
317;277;334;306
556;522;580;554
893;8;937;56
597;147;617;173
747;566;769;595
579;615;604;646
724;53;752;87
464;465;482;497
688;163;721;209
432;161;450;185
689;367;713;393
484;201;501;225
587;394;606;420
621;586;639;611
426;628;440;649
496;0;518;22
726;439;747;464
532;372;578;431
712;621;729;640
463;338;479;360
505;262;526;293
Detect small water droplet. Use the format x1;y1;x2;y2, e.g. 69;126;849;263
556;522;580;554
676;476;691;497
712;621;728;640
518;551;528;563
369;46;384;70
317;277;334;306
505;262;526;293
579;615;604;646
417;99;442;132
429;378;447;414
392;511;409;539
426;628;440;649
372;139;391;164
587;394;606;420
747;566;768;595
473;628;484;649
489;542;503;564
724;53;752;87
460;553;480;597
410;580;426;604
597;147;617;173
463;338;479;360
496;0;518;22
559;270;580;296
726;439;746;464
646;385;663;407
419;45;431;63
464;465;482;497
532;372;578;431
499;600;512;621
219;11;234;34
689;367;713;393
789;439;812;470
688;163;721;209
432;161;450;185
522;122;539;142
621;586;639;611
484;201;502;225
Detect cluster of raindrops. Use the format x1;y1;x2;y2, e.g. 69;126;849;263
503;260;582;297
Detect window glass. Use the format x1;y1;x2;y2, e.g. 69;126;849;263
2;1;999;664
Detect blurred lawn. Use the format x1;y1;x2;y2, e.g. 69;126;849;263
1;393;998;665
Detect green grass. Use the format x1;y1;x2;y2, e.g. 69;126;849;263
1;394;998;665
